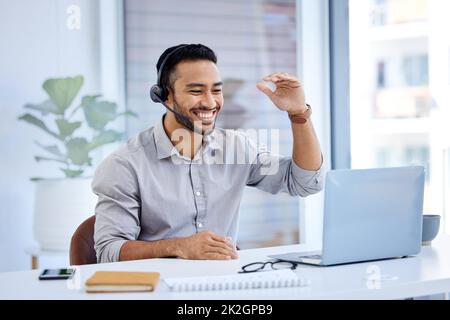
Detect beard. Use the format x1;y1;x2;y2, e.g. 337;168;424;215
172;99;218;136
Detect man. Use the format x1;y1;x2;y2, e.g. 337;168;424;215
93;44;324;263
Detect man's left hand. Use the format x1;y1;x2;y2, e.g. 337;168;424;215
256;72;308;115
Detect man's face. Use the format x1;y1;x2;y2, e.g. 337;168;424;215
167;60;224;134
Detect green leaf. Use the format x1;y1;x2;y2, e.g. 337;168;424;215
30;177;45;182
69;95;102;119
88;130;123;151
24;100;60;115
18;113;61;140
118;110;138;118
55;119;82;139
65;138;91;166
82;98;118;131
81;95;102;106
34;156;68;164
34;142;66;158
43;75;84;114
60;168;84;178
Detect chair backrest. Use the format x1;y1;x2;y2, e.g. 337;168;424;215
70;215;97;266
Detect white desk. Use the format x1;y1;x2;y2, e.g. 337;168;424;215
2;236;450;300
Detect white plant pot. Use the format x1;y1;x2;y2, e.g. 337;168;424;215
33;178;97;251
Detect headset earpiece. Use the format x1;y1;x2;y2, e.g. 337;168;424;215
150;85;165;103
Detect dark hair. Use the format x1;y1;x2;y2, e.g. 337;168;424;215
156;44;218;91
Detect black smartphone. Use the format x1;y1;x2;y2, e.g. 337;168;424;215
38;268;76;280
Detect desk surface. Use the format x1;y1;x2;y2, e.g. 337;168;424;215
2;236;450;300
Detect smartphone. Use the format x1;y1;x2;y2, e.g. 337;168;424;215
39;268;75;280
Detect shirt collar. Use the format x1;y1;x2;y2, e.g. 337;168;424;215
153;115;175;160
153;114;221;160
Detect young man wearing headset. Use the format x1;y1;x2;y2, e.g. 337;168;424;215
93;44;324;263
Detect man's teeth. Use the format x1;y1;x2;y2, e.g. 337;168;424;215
195;111;215;119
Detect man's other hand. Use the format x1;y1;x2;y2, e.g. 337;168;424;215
176;231;238;260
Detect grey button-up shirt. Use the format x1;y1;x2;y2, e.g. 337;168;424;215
93;115;324;263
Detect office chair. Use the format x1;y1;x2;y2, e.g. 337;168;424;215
69;215;97;266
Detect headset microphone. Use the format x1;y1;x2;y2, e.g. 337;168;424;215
149;85;197;133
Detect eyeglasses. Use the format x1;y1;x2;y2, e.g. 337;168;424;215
239;260;297;274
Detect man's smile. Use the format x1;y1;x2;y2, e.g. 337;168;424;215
190;107;219;124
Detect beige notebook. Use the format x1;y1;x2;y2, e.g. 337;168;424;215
85;271;160;293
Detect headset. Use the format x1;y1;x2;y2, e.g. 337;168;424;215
150;44;197;132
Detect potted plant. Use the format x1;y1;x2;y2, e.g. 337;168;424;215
19;75;136;251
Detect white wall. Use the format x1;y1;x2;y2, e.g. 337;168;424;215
0;0;101;272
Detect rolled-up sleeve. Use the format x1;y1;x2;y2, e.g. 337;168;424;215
92;155;141;263
246;138;325;197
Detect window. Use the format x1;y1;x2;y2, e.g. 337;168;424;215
350;0;450;234
123;0;301;248
376;60;386;88
371;0;387;26
403;54;429;86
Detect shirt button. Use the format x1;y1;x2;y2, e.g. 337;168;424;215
195;191;201;196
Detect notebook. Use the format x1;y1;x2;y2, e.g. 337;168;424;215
164;269;310;292
85;271;160;293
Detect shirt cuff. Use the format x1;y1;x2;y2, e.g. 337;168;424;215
291;157;324;187
98;239;128;264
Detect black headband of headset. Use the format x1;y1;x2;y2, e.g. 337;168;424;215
156;44;189;87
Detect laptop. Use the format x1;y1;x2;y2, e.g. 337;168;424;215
269;166;425;266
